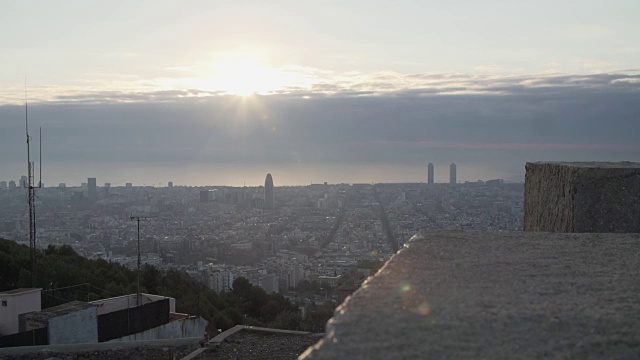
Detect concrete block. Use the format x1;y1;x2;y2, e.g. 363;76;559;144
524;162;640;232
300;231;640;359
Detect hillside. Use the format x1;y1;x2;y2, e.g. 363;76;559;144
0;239;329;332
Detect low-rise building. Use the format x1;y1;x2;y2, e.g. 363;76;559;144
0;288;42;336
24;301;98;345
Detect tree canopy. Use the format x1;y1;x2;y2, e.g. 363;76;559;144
0;239;330;332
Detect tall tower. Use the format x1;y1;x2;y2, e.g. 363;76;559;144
449;163;457;184
264;173;274;210
88;177;97;201
427;163;434;184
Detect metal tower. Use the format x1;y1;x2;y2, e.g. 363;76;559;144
130;215;152;305
24;85;42;287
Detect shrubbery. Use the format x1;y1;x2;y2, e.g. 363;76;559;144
0;239;331;332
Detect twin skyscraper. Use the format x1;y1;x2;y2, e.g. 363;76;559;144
427;163;457;184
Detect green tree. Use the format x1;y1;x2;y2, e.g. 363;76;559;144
141;264;161;294
231;277;252;298
0;239;308;332
269;311;302;330
222;307;244;325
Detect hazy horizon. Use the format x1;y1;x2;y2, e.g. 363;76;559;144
1;1;638;185
2;161;526;188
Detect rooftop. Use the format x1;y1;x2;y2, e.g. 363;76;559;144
0;288;41;296
301;231;640;359
196;330;322;360
32;300;94;319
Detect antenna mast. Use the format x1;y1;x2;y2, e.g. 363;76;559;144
130;215;152;305
25;81;42;287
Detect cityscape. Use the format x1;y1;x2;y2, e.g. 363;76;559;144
0;165;523;303
1;1;638;357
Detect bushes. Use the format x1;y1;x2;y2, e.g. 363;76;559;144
0;239;326;332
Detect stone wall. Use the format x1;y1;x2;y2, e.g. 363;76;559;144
524;162;640;232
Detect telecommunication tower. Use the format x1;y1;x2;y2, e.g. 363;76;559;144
130;215;152;305
24;84;43;287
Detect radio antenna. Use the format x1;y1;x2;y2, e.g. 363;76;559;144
24;79;43;286
40;127;42;187
130;215;153;306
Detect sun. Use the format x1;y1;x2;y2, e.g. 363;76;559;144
207;54;288;96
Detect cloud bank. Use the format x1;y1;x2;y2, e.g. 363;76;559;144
1;72;638;185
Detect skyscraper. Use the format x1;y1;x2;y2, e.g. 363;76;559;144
427;163;434;184
88;177;97;201
264;173;274;210
450;163;457;184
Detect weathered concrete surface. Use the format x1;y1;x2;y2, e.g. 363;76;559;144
194;331;323;360
110;316;207;342
182;326;319;360
209;325;310;345
300;231;640;359
46;301;98;345
524;162;640;232
0;337;201;359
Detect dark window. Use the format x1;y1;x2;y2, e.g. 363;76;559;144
1;299;7;306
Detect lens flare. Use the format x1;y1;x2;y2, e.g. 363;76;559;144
399;281;431;316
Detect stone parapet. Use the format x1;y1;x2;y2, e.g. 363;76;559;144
300;231;640;359
524;161;640;232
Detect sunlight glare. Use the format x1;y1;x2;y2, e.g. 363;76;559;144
208;54;288;96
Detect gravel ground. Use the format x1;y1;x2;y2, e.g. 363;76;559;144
0;343;200;360
195;331;324;360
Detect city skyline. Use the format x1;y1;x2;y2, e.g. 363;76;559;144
1;162;507;188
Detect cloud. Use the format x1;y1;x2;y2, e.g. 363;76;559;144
361;140;640;151
0;71;638;184
2;70;639;105
566;25;615;40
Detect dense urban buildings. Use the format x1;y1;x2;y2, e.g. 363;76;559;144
0;173;523;301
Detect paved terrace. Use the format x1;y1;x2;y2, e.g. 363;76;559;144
301;231;640;359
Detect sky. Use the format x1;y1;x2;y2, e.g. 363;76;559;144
1;0;639;186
